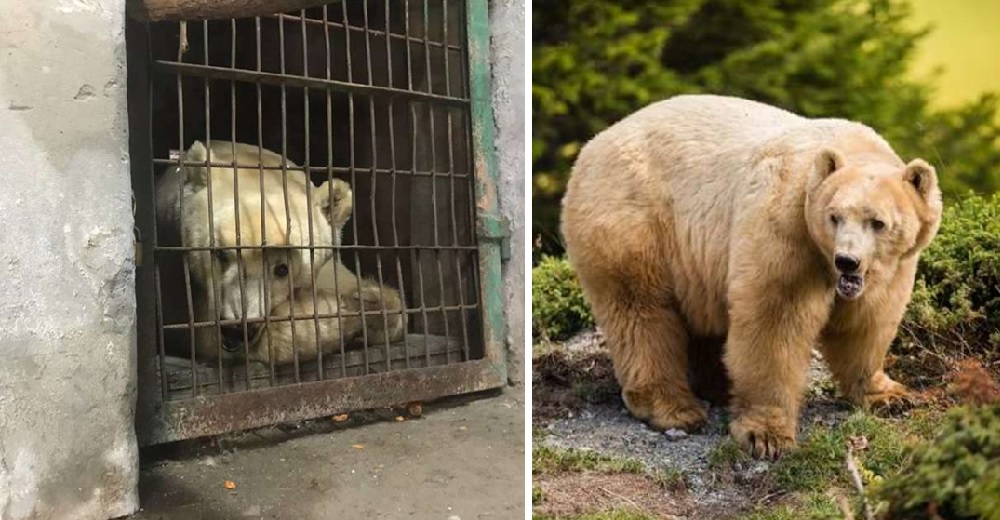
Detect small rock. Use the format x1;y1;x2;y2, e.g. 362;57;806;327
242;505;262;517
663;428;688;441
447;516;461;520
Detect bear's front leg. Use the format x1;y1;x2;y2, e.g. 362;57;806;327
819;278;913;409
821;324;910;408
725;273;833;459
344;281;407;346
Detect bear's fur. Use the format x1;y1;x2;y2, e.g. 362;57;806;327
156;140;405;364
560;95;942;459
247;183;408;364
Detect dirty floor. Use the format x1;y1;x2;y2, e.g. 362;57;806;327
130;388;525;520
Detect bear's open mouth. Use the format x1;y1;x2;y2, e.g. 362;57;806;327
836;274;864;300
220;324;263;353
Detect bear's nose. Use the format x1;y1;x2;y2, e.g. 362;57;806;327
834;254;860;273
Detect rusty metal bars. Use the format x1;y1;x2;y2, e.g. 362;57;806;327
130;0;498;446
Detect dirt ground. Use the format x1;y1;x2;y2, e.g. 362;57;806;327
129;388;525;520
531;330;931;519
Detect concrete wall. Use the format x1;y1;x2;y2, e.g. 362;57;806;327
0;0;138;518
490;0;526;385
0;0;520;518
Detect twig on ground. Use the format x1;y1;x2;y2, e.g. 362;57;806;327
845;442;875;520
598;486;642;511
835;493;856;520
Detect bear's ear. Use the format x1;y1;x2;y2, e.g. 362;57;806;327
314;178;354;232
902;159;937;201
814;148;845;180
183;140;211;189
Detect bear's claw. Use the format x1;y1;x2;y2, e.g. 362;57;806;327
858;373;912;410
729;411;796;460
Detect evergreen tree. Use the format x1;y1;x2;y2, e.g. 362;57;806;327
533;0;1000;256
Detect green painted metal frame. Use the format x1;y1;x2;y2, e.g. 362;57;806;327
130;0;508;446
466;0;507;385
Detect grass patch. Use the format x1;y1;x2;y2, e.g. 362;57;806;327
707;437;751;470
771;412;910;492
532;508;661;520
899;407;947;440
742;492;842;520
650;466;686;491
533;445;645;475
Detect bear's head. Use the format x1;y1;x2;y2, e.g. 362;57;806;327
177;140;352;353
805;148;942;301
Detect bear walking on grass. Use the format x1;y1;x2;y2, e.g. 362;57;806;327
560;95;942;459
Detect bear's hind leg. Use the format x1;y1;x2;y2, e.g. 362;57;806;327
596;294;707;432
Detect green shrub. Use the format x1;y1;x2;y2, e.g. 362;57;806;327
875;404;1000;520
532;256;594;341
902;194;1000;360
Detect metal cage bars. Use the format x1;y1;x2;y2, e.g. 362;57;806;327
128;0;505;446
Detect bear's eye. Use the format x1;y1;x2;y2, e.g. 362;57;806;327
870;219;886;231
273;263;289;278
214;249;230;265
829;214;840;226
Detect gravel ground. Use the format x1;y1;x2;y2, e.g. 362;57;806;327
533;329;856;516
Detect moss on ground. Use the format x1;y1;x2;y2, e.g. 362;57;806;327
532;445;646;475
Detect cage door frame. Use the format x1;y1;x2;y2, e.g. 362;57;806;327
128;0;507;447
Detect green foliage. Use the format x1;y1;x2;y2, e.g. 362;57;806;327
902;194;1000;359
532;256;594;340
875;405;1000;519
533;0;1000;255
771;413;908;492
707;438;751;470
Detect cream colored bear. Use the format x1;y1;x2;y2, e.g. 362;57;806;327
249;182;408;365
560;95;942;459
156;140;405;364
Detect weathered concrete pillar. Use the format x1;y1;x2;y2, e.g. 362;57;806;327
490;0;526;384
0;0;139;518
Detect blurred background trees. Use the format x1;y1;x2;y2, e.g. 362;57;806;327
532;0;1000;257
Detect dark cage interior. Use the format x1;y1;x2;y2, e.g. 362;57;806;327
128;0;484;406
